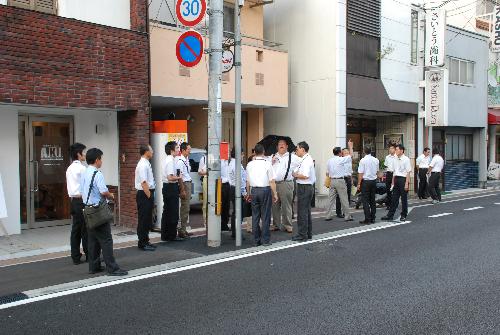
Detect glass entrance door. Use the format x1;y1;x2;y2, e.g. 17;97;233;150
19;115;73;229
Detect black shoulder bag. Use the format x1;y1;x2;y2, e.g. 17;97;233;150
283;153;292;181
82;171;113;230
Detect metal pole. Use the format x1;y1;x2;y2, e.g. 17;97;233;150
207;0;224;247
234;1;243;247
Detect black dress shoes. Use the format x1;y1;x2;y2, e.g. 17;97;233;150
359;220;371;225
381;216;394;221
73;259;84;265
139;245;156;251
400;216;407;222
292;236;306;242
169;237;185;242
89;266;105;274
336;214;345;219
108;269;128;276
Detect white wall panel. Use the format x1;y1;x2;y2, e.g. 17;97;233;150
58;0;131;29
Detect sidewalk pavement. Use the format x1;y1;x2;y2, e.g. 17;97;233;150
0;187;491;266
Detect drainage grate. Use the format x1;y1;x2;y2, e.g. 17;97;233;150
0;292;29;305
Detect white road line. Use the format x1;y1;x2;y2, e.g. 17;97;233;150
463;206;484;211
0;220;411;310
409;192;499;212
428;213;453;218
495;203;500;205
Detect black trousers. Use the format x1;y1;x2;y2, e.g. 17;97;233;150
361;179;377;221
230;185;245;238
251;187;272;244
136;189;154;247
70;198;88;262
336;176;352;215
387;176;408;218
296;184;313;239
88;221;119;273
428;172;442;201
385;172;393;208
418;168;429;199
221;182;230;230
161;183;179;241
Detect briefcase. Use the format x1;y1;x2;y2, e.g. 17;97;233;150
83;199;113;230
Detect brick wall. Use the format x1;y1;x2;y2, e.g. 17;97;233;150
0;5;150;228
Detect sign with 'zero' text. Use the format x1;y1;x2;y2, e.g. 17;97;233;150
176;0;207;27
425;9;446;67
425;69;448;127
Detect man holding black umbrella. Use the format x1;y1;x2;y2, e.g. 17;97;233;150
271;139;299;233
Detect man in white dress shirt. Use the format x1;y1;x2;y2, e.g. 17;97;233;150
384;143;397;210
271;139;299;233
161;141;183;241
246;144;278;246
325;142;354;222
220;156;231;231
416;147;431;200
135;145;156;251
66;142;88;265
357;146;380;224
292;141;316;242
383;144;412;222
177;142;193;238
427;149;445;204
228;148;247;239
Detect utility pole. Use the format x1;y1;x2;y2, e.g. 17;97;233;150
234;0;243;247
207;0;224;247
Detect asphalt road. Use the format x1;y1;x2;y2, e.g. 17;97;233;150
1;192;500;334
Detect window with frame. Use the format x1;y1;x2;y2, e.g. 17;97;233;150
445;134;473;161
410;9;419;64
8;0;56;14
447;57;474;85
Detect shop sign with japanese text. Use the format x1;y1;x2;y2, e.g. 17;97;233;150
425;9;446;67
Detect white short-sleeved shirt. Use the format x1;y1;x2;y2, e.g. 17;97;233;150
327;155;351;179
384;154;397;173
162;155;177;183
177;155;192;182
246;157;275;187
135;157;156;190
429;154;445;172
358;154;379;181
343;157;353;177
272;152;300;182
66;160;87;197
198;155;207;174
221;159;229;183
228;159;247;195
416;154;431;169
393;154;412;177
295;154;315;185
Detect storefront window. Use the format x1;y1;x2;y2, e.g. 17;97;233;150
446;134;473;161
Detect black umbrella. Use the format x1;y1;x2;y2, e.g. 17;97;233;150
257;135;296;156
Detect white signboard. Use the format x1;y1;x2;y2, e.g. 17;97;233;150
425;9;446;67
425;69;449;127
222;49;234;73
491;6;500;53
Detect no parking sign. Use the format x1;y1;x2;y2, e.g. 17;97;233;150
176;30;204;67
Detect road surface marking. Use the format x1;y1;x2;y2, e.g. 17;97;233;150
428;213;453;218
408;192;499;213
495;203;500;205
463;206;483;211
0;220;411;310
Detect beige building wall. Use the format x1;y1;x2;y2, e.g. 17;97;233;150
150;25;288;108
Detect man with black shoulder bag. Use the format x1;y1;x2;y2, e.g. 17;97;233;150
81;148;127;276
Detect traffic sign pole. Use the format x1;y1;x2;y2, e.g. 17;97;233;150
207;0;223;248
234;1;243;247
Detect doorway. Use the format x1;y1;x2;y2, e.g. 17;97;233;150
19;115;73;229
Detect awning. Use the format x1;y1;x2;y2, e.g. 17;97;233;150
488;109;500;125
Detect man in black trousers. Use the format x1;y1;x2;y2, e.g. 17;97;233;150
135;144;156;251
383;145;412;222
357;147;380;224
416;147;431;199
66;143;88;265
383;143;397;210
161;141;184;241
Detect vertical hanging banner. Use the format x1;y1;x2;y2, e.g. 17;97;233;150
425;9;446;67
491;6;500;53
425;69;449;127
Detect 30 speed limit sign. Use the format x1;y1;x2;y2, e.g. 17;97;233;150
176;0;207;27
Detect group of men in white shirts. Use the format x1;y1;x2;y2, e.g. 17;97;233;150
415;147;445;204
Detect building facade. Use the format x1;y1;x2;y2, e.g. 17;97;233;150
0;0;150;235
149;0;288;156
